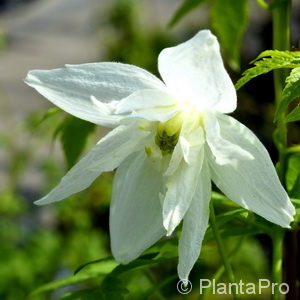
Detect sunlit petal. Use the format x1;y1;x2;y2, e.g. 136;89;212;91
115;89;175;114
25;63;165;127
158;30;236;113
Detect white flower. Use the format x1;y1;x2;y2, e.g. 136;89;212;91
25;30;295;280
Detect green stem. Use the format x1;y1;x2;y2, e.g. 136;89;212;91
271;229;284;300
256;0;271;10
271;1;291;300
272;0;290;185
209;201;240;300
199;236;245;300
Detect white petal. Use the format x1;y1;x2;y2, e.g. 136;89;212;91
110;151;166;263
178;159;211;280
207;114;295;227
35;124;149;205
163;143;204;235
158;30;236;113
114;89;179;123
128;106;179;123
25;63;165;127
164;114;205;177
204;112;254;165
115;89;175;114
180;123;205;165
164;140;183;177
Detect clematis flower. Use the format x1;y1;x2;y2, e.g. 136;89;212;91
25;30;295;280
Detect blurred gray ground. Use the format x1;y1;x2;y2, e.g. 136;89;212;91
0;0;104;191
0;0;189;191
0;0;102;125
0;0;202;127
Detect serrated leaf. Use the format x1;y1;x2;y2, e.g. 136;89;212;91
286;105;300;122
255;50;300;61
168;0;207;27
58;116;96;169
211;0;248;71
275;67;300;120
236;50;300;90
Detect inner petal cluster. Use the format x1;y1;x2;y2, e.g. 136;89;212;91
154;113;184;155
146;109;204;162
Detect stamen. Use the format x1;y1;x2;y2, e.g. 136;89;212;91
155;130;179;155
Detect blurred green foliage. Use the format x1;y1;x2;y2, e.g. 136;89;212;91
169;0;249;70
0;109;111;299
99;0;173;76
55;117;96;170
0;27;5;51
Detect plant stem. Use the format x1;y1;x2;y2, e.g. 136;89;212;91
256;0;271;11
209;201;240;300
271;228;284;300
271;1;296;300
272;0;290;185
199;236;245;300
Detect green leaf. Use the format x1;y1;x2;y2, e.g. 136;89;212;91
215;208;248;228
62;288;105;300
64;253;173;300
36;107;62;127
58;116;96;169
168;0;207;27
275;67;300;120
30;271;104;295
74;256;114;275
62;277;129;300
286;154;300;198
109;252;174;277
74;253;159;276
291;198;300;208
236;50;300;90
291;173;300;198
30;253;173;297
286;105;300;122
30;261;117;295
211;0;249;71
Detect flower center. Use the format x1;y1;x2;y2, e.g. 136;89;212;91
155;113;184;155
